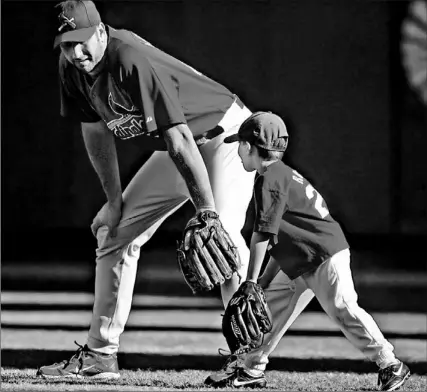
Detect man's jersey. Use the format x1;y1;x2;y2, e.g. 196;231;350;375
253;160;349;280
59;26;236;149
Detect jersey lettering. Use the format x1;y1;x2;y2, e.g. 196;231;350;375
292;170;329;218
292;174;304;184
292;170;304;184
305;184;330;218
106;92;148;139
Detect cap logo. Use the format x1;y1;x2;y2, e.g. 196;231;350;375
58;12;76;32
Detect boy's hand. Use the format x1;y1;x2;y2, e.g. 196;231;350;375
222;280;273;353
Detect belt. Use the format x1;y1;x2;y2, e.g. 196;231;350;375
195;95;244;146
195;125;224;146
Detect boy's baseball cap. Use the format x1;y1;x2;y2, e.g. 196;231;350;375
53;1;101;49
224;111;289;151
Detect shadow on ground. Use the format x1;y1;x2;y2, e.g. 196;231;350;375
2;325;425;340
2;349;426;375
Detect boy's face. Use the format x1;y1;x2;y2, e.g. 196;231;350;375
238;141;256;172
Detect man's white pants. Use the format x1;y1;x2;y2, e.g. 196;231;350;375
87;100;256;354
244;249;397;373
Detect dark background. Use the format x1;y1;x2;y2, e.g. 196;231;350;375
1;0;426;270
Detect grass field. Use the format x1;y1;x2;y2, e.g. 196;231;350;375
2;292;426;391
3;369;426;391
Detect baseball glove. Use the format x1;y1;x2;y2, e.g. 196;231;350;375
176;210;242;293
222;281;273;353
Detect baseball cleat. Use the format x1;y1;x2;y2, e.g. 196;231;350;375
206;368;267;389
378;362;410;391
231;369;267;389
205;354;240;385
36;341;120;379
204;347;248;386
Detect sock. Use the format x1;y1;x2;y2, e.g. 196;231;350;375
242;364;264;377
87;345;114;357
377;356;400;370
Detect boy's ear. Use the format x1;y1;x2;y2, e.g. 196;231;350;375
242;141;252;152
247;142;257;155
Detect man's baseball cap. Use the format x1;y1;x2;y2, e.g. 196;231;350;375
224;111;289;152
53;1;101;49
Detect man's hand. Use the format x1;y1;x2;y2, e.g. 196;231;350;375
91;199;123;238
176;210;242;293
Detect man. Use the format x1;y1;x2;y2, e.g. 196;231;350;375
37;0;255;379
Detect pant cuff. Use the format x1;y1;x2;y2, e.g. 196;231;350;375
87;336;118;355
376;350;399;369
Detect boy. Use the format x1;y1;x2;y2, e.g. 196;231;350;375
205;112;410;391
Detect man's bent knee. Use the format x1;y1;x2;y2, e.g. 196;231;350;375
95;223;156;259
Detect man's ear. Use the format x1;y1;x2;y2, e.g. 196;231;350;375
98;22;106;38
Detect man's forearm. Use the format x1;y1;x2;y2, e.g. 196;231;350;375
81;121;122;204
163;124;216;211
247;232;270;282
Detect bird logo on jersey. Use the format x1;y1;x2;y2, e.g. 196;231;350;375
107;93;154;140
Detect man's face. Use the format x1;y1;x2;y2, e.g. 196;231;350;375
60;26;105;73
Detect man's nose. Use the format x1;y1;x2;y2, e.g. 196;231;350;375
71;43;84;59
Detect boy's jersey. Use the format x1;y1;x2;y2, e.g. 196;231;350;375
253;160;349;280
58;26;235;149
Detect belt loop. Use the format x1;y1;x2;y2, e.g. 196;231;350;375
234;94;244;109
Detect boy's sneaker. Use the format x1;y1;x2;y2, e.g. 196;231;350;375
378;362;410;391
36;341;120;379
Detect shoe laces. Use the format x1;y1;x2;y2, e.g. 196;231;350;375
217;346;250;370
63;341;90;367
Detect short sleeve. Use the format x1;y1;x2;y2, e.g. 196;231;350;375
117;47;186;132
59;77;101;123
58;56;101;123
253;176;288;235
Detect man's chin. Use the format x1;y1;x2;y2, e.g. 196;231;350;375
75;61;94;73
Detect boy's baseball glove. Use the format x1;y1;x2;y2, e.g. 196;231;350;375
176;210;242;293
222;281;273;353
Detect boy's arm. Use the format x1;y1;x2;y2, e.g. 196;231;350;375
258;257;281;288
247;232;271;283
